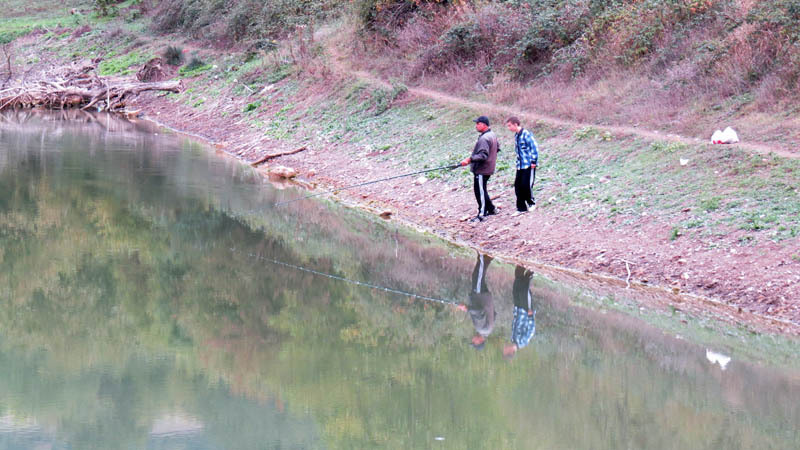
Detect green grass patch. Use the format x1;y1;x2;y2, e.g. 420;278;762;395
574;126;613;141
0;15;70;44
243;101;261;113
179;58;212;77
699;196;722;212
98;50;150;76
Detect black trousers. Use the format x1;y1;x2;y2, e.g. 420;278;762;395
473;174;495;216
514;167;536;211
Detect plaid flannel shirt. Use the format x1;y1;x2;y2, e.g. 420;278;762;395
511;306;536;348
514;128;539;170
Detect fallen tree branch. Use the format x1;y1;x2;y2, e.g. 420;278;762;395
250;146;308;167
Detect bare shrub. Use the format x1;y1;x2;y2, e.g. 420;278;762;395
163;46;184;66
409;3;529;81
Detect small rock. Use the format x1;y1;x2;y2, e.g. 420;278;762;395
379;211;392;219
269;166;298;179
414;176;427;185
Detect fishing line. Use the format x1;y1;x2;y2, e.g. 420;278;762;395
234;247;460;306
273;164;461;207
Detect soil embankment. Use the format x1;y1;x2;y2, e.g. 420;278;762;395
128;66;800;336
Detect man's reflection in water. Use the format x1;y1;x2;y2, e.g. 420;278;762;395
464;252;495;350
503;265;536;360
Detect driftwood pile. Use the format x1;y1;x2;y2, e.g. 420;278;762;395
0;61;181;112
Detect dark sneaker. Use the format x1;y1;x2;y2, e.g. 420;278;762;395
469;215;485;222
485;209;498;216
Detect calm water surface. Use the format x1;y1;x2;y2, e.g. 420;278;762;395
0;111;798;449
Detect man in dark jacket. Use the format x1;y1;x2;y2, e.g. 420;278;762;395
467;252;495;349
460;115;499;222
453;252;495;350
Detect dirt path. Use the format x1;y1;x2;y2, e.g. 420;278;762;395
336;59;799;159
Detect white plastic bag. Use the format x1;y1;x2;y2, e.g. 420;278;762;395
711;127;739;144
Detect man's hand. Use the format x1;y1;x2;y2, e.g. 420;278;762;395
460;157;471;167
454;304;467;312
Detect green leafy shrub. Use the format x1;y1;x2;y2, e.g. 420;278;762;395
441;22;483;59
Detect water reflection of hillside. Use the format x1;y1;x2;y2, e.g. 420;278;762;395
0;113;798;449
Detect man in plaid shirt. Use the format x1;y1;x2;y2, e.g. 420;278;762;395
505;116;539;213
503;265;536;360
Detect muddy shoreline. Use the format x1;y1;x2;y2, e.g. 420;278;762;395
129;91;800;336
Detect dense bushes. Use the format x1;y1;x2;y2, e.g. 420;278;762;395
744;0;800;88
404;0;728;79
143;0;800;102
353;0;800;101
356;0;454;37
151;0;345;42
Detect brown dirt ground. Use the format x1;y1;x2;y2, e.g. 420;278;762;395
129;81;800;337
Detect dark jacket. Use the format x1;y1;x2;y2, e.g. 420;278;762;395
470;129;499;175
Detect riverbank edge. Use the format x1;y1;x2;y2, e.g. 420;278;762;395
137;111;800;342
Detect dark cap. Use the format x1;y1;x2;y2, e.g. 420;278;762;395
473;116;490;126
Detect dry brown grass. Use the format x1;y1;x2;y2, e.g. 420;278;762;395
336;0;800;148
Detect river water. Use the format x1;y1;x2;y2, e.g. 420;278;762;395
0;111;798;449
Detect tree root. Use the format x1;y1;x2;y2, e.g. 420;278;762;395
250;146;308;167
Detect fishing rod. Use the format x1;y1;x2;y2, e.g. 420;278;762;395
274;163;461;207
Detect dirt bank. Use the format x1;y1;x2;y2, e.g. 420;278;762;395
129;77;800;336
